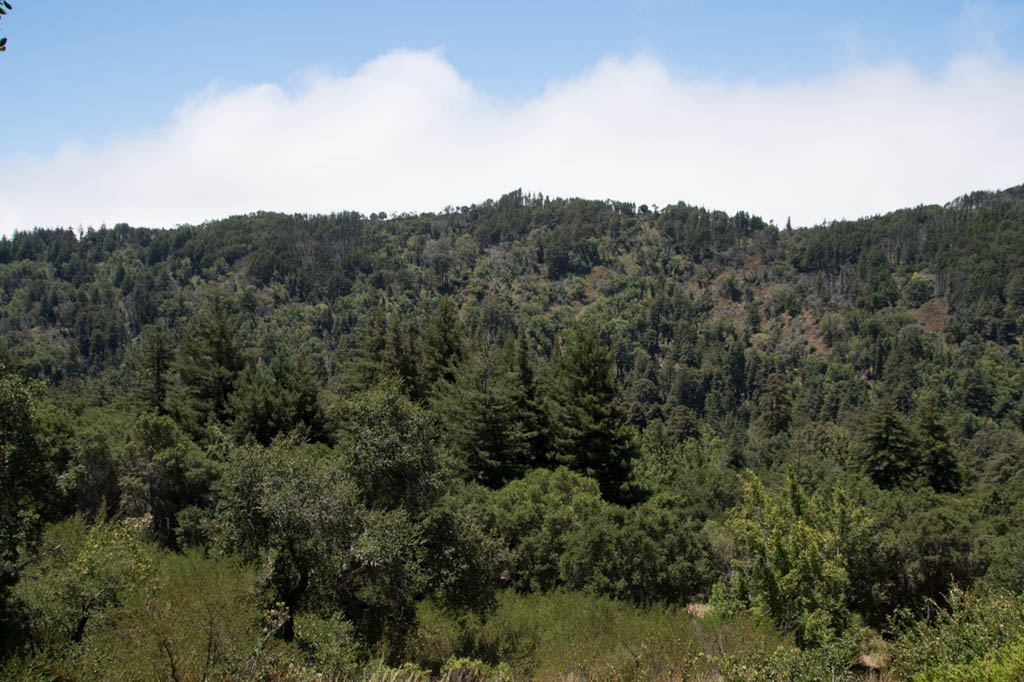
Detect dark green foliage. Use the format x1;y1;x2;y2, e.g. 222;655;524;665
336;382;442;518
859;398;920;489
229;353;327;445
419;493;508;616
175;296;246;426
134;323;173;413
215;393;494;654
434;347;534;487
0;364;49;612
126;412;218;548
484;467;604;594
847;488;986;626
57;411;125;518
916;391;962;493
421;297;463;388
756;372;792;436
213;440;388;644
480;468;711;605
550;322;638;503
433;338;552;487
385;315;425;400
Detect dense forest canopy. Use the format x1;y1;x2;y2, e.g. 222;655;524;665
2;185;1024;680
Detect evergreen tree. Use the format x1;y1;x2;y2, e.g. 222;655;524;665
176;296;246;425
434;341;548;487
346;297;388;390
421;296;463;388
551;322;637;503
229;353;327;446
860;398;920;489
916;391;961;493
513;335;554;470
757;372;793;436
136;323;173;414
384;315;423;401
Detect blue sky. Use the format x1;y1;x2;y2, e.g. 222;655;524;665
2;1;1023;233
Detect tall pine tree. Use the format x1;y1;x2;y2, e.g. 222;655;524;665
176;296;246;425
551;322;637;504
860;397;919;489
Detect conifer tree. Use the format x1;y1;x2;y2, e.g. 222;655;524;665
385;315;423;400
860;397;919;489
176;296;246;424
434;346;527;486
513;335;554;470
434;339;552;487
916;391;961;493
422;296;462;388
551;322;637;503
347;297;388;390
229;353;327;445
137;323;173;414
758;372;792;436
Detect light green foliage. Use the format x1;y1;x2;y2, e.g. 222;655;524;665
914;636;1024;682
441;589;784;682
632;419;687;491
67;551;278;681
295;612;363;679
903;272;936;307
714;631;866;682
890;587;1024;681
633;423;741;518
9;534;298;682
213;440;367;642
16;516;155;647
721;474;870;647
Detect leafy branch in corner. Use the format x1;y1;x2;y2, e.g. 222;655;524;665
0;1;12;53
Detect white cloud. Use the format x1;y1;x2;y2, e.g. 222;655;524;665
2;48;1023;235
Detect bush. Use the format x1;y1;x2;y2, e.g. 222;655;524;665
914;636;1024;682
449;590;784;681
889;587;1024;680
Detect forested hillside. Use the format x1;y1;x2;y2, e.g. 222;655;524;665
3;186;1024;680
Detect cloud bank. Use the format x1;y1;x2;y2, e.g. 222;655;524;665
3;49;1023;234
